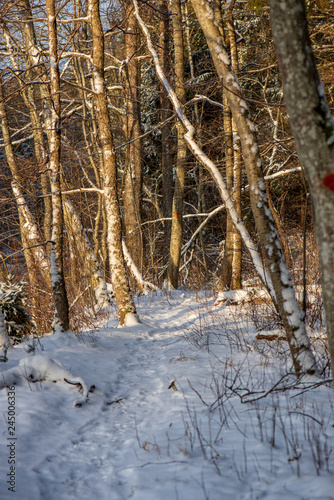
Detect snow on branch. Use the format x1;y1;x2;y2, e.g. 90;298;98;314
181;204;225;256
122;240;158;294
264;167;302;181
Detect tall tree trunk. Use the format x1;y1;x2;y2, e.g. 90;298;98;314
88;0;137;326
18;0;52;242
122;1;144;274
218;88;234;290
215;0;242;291
159;0;173;257
167;0;187;289
68;0;105;267
269;0;334;378
0;74;51;335
231;141;242;290
46;0;69;332
226;0;242;290
214;3;234;291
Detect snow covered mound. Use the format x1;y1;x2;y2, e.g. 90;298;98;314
0;354;90;406
214;287;271;306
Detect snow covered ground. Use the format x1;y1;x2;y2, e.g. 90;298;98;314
0;290;333;500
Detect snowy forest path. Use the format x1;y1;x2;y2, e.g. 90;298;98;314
1;291;333;500
20;292;211;500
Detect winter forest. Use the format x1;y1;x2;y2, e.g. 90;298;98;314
0;0;334;499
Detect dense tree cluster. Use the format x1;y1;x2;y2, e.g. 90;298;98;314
0;0;333;376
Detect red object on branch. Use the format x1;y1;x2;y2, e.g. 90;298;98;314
323;173;334;191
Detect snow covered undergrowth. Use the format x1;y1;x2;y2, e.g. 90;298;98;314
0;290;333;500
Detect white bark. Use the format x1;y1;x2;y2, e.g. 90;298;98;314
0;75;50;286
46;0;69;332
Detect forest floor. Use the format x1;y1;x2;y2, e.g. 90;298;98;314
0;289;333;500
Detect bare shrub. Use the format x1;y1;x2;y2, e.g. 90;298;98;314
180;291;332;484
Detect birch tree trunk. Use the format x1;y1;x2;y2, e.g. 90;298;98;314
46;0;69;332
88;0;137;326
269;0;334;379
68;2;105;266
167;0;187;289
0;76;50;286
18;0;52;242
133;0;318;375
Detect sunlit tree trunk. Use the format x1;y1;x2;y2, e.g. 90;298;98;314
160;0;173;256
213;2;234;291
231;144;242;290
184;2;208;274
0;76;50;287
46;0;69;332
226;0;242;290
218;89;234;290
88;0;137;326
122;0;144;274
214;0;242;291
18;0;52;242
0;79;49;335
270;0;334;378
167;0;187;289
